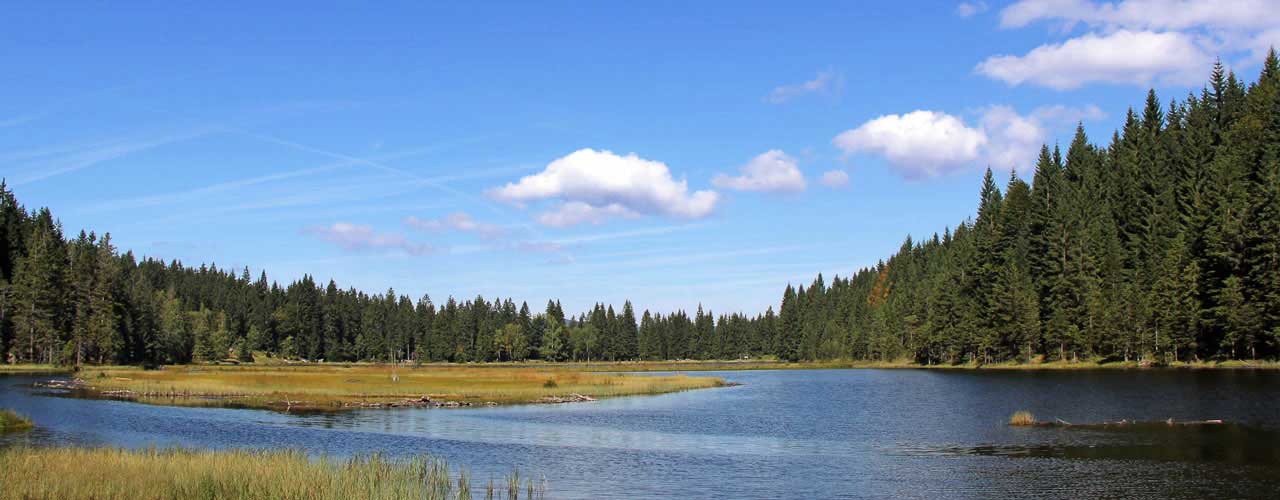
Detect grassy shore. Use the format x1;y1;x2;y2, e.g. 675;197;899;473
0;446;542;500
68;364;727;411
0;363;69;374
0;409;33;433
568;358;1280;372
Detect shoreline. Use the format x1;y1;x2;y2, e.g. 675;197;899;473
7;357;1280;377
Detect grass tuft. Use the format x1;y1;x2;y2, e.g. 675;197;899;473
0;409;33;433
1009;411;1037;426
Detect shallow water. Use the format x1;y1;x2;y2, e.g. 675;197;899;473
3;369;1279;499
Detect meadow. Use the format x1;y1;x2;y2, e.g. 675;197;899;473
0;446;542;500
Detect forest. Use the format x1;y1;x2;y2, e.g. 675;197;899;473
1;53;1277;366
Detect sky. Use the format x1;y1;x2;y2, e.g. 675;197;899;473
2;1;1278;315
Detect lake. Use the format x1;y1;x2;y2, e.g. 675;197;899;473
3;369;1280;499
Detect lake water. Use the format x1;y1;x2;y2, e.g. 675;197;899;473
3;369;1280;499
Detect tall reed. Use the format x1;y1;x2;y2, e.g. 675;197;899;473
0;447;544;500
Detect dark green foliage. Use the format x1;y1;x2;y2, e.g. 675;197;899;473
767;56;1280;363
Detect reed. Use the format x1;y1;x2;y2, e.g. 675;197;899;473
0;447;543;500
0;409;33;433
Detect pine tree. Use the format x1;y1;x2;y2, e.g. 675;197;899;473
11;210;66;364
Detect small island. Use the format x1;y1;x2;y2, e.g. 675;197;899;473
39;364;727;411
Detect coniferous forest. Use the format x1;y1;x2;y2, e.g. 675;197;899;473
2;54;1279;367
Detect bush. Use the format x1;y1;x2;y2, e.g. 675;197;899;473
0;409;33;433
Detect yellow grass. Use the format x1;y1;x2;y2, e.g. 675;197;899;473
76;364;727;411
1009;411;1037;426
0;446;541;500
0;409;33;433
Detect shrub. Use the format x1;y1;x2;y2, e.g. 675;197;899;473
1009;411;1036;426
0;409;33;433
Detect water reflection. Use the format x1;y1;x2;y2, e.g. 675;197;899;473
3;370;1280;499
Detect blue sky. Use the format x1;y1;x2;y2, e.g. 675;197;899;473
3;1;1277;315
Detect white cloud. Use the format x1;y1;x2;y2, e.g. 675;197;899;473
765;69;843;104
987;1;1280;89
832;111;988;179
819;169;850;188
999;0;1280;31
536;201;637;227
489;148;719;227
957;1;989;18
405;212;504;239
712;150;807;193
981;106;1048;173
306;222;436;255
833;105;1105;177
976;30;1210;89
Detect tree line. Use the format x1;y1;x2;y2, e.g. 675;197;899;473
0;185;780;365
1;53;1277;366
777;53;1280;364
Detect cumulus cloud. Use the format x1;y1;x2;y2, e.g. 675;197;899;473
405;212;504;239
819;169;850;188
985;1;1280;89
489;148;719;227
957;1;989;18
999;0;1280;31
712;150;807;193
976;30;1210;89
306;222;436;255
832;111;988;179
536;201;637;227
833;105;1105;178
981;106;1049;173
765;69;843;104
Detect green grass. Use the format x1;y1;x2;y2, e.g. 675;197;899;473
0;409;33;433
74;364;727;411
0;364;70;374
0;447;544;500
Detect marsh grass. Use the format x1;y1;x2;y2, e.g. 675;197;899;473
1009;411;1037;426
0;409;33;433
0;447;543;500
0;364;68;374
77;364;725;410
